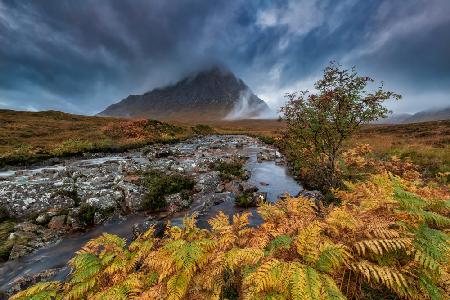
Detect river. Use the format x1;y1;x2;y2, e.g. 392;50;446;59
0;136;302;292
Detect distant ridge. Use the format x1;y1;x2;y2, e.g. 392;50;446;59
98;66;273;121
375;106;450;124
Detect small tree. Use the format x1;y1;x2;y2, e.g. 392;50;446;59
281;62;400;194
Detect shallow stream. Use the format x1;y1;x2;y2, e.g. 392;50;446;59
0;137;301;291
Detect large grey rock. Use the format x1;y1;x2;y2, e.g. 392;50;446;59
195;171;221;193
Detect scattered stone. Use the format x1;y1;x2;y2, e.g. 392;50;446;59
66;216;83;231
297;189;324;201
165;193;191;211
93;211;106;225
132;218;157;239
224;180;243;194
241;182;258;193
47;215;66;230
9;244;35;260
195;171;220;193
257;149;277;162
35;213;50;225
155;149;172;158
7;267;63;295
215;183;225;193
253;192;268;203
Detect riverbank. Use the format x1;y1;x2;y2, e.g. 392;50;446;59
0;135;303;295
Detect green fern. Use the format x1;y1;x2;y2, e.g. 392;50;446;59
265;235;293;256
69;252;102;284
393;185;427;210
413;225;448;265
9;281;61;300
315;244;350;273
418;272;444;300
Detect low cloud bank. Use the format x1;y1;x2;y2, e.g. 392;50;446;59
224;89;277;120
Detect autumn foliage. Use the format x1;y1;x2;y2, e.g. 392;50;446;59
12;147;449;300
102;119;186;141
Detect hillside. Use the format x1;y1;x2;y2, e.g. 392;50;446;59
375;106;450;124
98;66;274;121
404;106;450;123
0;110;190;167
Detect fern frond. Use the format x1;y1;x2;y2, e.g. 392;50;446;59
315;243;351;273
393;186;428;210
225;247;264;270
354;238;412;256
413;225;448;264
167;271;190;300
289;264;322;300
295;222;322;263
65;277;96;300
69;252;102;284
325;207;359;232
10;281;61;300
320;274;346;300
351;260;412;298
418;272;445;300
414;250;442;273
243;259;289;298
265;235;293;256
364;222;401;239
92;273;143;300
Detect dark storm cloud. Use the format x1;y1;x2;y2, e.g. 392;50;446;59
0;0;449;114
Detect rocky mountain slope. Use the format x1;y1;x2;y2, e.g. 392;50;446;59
98;67;273;121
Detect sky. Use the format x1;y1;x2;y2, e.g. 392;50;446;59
0;0;449;115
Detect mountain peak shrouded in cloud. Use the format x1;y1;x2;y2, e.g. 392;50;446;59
98;66;274;121
0;0;449;115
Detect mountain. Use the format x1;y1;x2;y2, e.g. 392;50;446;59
98;66;273;121
375;107;450;124
403;107;450;123
373;113;413;124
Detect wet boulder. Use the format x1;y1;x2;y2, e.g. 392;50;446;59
224;180;242;194
7;267;63;296
297;189;324;201
165;193;191;212
118;182;144;211
84;189;122;211
155;149;172;158
241;182;258;193
48;215;66;230
194;171;221;193
257;149;278;162
35;214;49;225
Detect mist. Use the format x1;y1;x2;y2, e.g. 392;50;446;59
224;89;277;120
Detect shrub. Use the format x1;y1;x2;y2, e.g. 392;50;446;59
258;135;276;145
0;204;10;222
78;204;97;225
191;124;215;135
0;221;15;261
211;160;246;181
281;62;400;193
235;192;256;208
142;170;195;211
51;139;94;156
103;119;186;141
